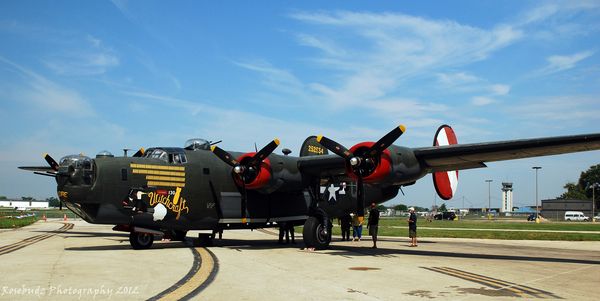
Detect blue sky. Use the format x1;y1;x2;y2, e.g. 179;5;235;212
1;1;599;209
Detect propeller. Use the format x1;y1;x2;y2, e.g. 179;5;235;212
211;139;280;222
42;154;64;210
44;153;59;171
132;148;145;157
317;125;406;217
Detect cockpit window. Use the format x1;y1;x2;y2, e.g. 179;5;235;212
59;155;93;169
144;148;187;164
184;138;210;150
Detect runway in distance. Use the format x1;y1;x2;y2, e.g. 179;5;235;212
19;124;600;249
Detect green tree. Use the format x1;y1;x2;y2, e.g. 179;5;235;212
46;197;60;207
0;196;7;200
21;196;34;201
394;204;408;211
438;203;448;212
558;164;600;200
413;206;429;212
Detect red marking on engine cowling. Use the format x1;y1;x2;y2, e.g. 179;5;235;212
348;142;392;183
235;152;272;189
432;125;459;200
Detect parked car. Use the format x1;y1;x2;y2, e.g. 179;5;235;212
434;212;456;220
564;211;589;221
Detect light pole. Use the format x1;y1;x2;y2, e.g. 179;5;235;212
485;179;493;220
590;183;599;222
532;167;542;223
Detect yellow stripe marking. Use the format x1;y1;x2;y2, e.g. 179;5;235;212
130;164;185;171
147;181;186;188
133;169;185;177
145;175;186;182
158;248;214;301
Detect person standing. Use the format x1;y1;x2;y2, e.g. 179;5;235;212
351;213;363;241
408;207;418;247
339;213;351;241
285;222;296;244
367;203;380;248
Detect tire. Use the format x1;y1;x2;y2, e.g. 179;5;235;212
129;232;154;250
303;216;331;250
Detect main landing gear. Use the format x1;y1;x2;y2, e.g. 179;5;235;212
303;215;332;249
303;179;332;250
129;232;154;250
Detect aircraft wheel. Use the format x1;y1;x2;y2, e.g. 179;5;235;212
129;232;154;249
303;216;331;249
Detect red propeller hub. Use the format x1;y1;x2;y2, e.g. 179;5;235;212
235;152;272;189
348;142;392;183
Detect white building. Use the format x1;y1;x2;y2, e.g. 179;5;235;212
501;182;513;213
0;199;49;210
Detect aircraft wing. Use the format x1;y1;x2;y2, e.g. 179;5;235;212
414;133;600;173
297;154;346;177
18;166;56;172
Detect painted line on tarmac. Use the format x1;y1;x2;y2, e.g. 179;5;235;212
391;226;600;234
422;266;560;299
149;246;218;301
0;223;74;256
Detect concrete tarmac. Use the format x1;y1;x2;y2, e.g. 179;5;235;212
1;220;599;300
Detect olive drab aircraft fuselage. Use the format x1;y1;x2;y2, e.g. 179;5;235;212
20;125;600;250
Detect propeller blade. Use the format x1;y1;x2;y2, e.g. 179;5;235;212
132;148;145;157
250;138;280;166
239;177;248;223
211;146;239;167
316;136;353;159
356;176;365;217
367;125;406;157
59;200;63;211
44;153;59;171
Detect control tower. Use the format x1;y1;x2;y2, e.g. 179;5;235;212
501;182;513;213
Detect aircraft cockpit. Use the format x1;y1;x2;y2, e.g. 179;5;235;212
184;138;211;151
144;148;187;164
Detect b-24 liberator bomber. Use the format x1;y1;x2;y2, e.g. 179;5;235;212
19;125;600;249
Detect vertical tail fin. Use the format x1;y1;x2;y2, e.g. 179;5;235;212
300;136;329;157
432;125;459;200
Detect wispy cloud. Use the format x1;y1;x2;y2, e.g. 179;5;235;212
471;96;496;106
0;56;95;116
286;11;523;110
43;35;119;76
533;51;595;76
506;96;600;129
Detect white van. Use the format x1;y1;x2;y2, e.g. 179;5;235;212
564;211;589;221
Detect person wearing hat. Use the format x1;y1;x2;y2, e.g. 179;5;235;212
408;207;418;247
367;202;380;248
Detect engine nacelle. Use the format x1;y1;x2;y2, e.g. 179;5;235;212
235;152;273;189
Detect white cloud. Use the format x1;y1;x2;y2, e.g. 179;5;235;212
541;51;594;75
0;56;95;116
437;72;480;86
471;96;495;106
43;35;119;76
490;84;510;95
287;11;523;110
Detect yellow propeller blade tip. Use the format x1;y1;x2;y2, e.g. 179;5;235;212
399;125;406;132
316;135;323;142
274;138;280;146
43;153;48;158
210;145;217;152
